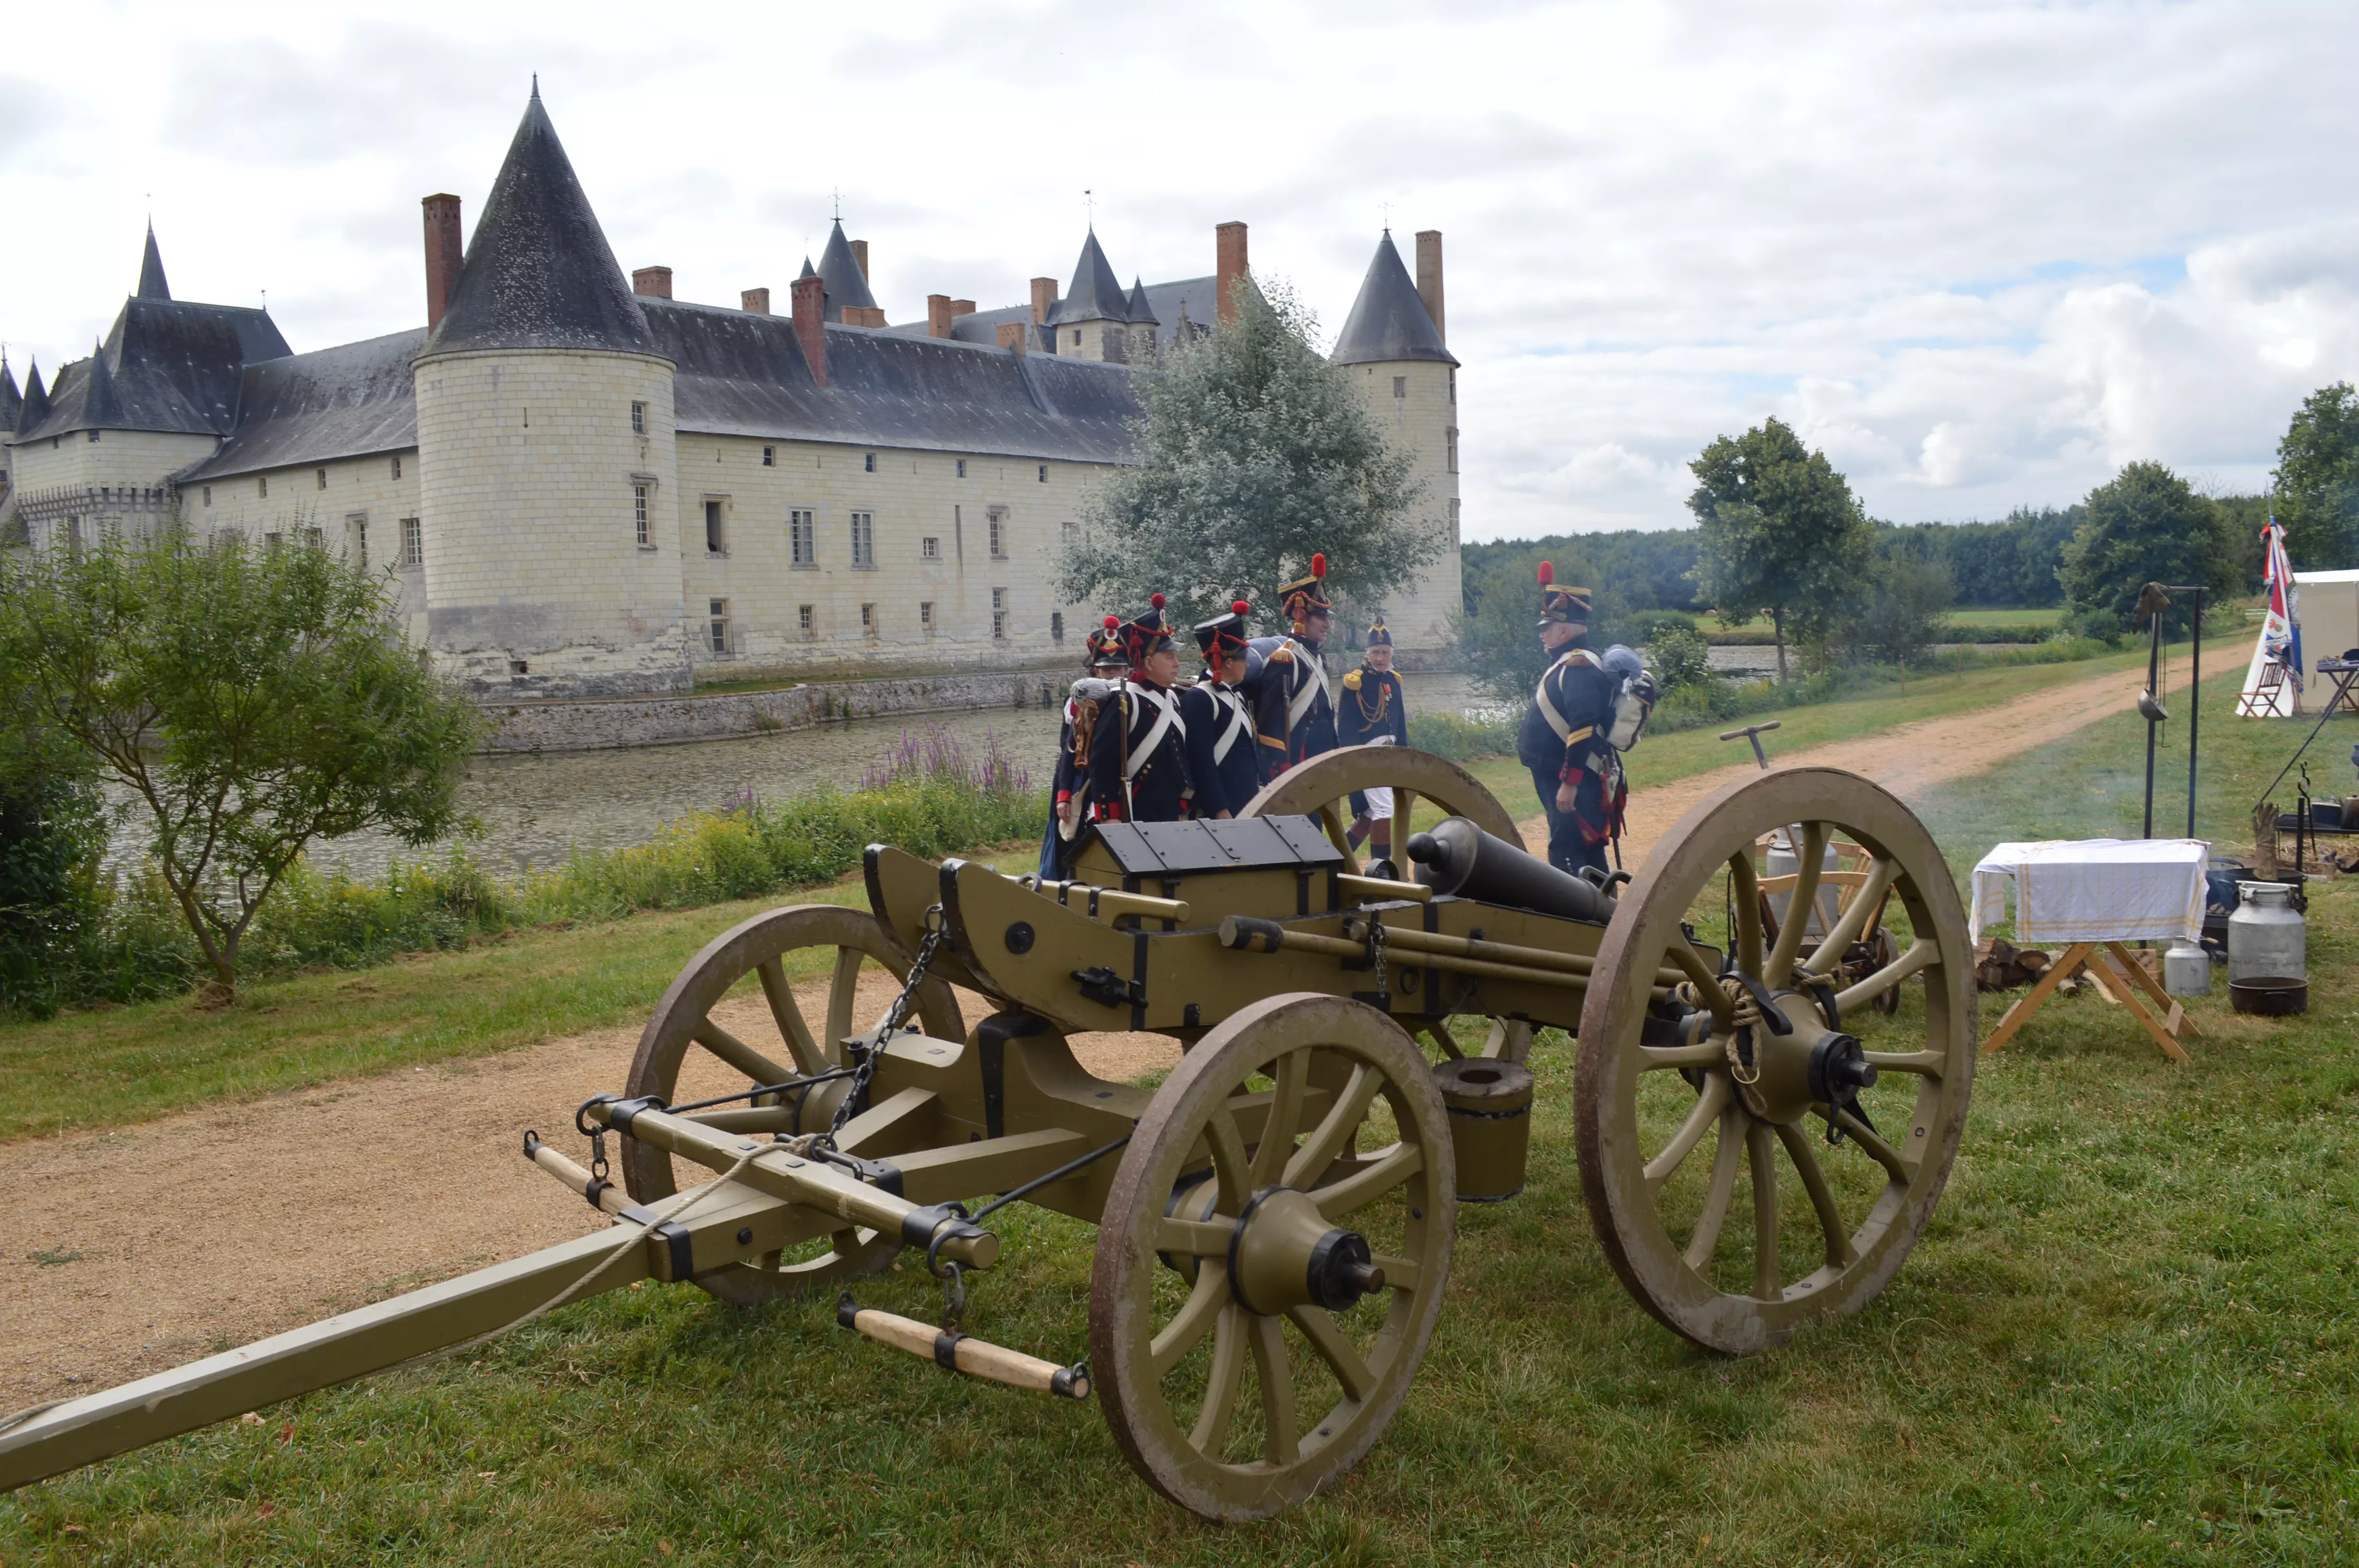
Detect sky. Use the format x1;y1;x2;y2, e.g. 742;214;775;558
3;0;2355;543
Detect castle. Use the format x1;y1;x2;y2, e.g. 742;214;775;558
0;88;1463;700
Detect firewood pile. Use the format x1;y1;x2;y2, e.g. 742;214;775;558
1975;937;2055;993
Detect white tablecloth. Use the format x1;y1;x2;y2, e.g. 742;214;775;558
1969;838;2209;946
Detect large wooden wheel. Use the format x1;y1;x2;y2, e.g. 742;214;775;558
1089;993;1454;1521
1575;767;1975;1354
1244;746;1537;1063
621;904;965;1305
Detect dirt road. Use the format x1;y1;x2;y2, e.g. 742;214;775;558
0;654;2175;1408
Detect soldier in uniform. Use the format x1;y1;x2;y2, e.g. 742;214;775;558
1338;612;1409;859
1181;599;1260;820
1517;562;1652;878
1089;594;1190;823
1042;618;1128;877
1245;552;1339;782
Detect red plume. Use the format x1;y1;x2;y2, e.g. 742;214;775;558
1538;561;1554;587
1150;592;1165;609
1233;599;1251;616
1103;615;1120;629
1311;552;1327;580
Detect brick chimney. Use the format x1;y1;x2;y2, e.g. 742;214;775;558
742;287;771;314
1415;230;1445;345
1216;221;1249;324
951;298;976;318
792;274;826;386
1030;277;1057;325
422;193;463;330
997;321;1028;356
926;294;954;339
850;239;869;280
632;266;673;299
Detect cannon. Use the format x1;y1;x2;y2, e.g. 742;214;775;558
0;748;1975;1523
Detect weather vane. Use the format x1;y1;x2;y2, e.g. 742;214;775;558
1380;199;1392;233
1085;188;1095;225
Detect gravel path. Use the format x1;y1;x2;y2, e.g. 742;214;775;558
0;654;2180;1408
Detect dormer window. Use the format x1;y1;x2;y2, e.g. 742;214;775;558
88;430;100;443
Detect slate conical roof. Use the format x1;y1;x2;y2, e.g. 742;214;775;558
816;221;877;321
1331;232;1456;368
1124;276;1158;326
419;89;659;359
80;341;125;428
138;224;171;301
1048;228;1126;325
0;359;19;432
16;361;46;434
798;256;817;280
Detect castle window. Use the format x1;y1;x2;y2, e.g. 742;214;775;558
258;476;268;498
991;587;1007;641
708;598;731;655
303;527;323;549
1050;610;1064;642
956;458;967;478
1448;497;1461;545
631;401;646;434
988;507;1007;560
349;514;368;570
762;446;775;466
798;603;814;635
1393;376;1406;399
1446;427;1459;474
861;602;876;635
265;532;282;549
1448;368;1456;405
704;498;727;556
89;430;100;443
850;510;875;569
400;517;422;568
510;659;530;676
863;452;876;473
1037;464;1047;483
921;601;935;629
202;486;212;507
392;455;402;479
63;517;82;554
921;536;940;560
790;508;816;567
317;468;328;491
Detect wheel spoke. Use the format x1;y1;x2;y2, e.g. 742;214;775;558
1368;1251;1421;1293
1206;1105;1254;1212
1189;1305;1248;1452
755;958;828;1075
1392;790;1417;860
1640;1041;1725;1071
1317;803;1364;877
1682;1108;1744;1270
1667;940;1738;1028
1153;1266;1230;1378
1644;1074;1732;1190
1747;1120;1781;1300
1251;1050;1312;1186
1728;852;1765;977
1284;1063;1381;1188
1424;1024;1466;1061
827;947;866;1049
1249;1313;1300;1466
1861;1049;1944;1079
1311;1144;1422;1219
1831;938;1936;1014
1799;854;1898;977
1765;821;1828;986
1152;1218;1236;1259
1773;1121;1857;1267
1288;1306;1376;1404
690;1017;794;1086
1831;1109;1917;1184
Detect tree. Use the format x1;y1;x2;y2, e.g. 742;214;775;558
2057;462;2236;638
1686;419;1872;679
0;529;480;1001
1058;280;1439;629
2271;382;2359;569
0;720;109;1018
1831;538;1955;666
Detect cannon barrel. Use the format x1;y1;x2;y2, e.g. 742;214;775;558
1405;816;1616;924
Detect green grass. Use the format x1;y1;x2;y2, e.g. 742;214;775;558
8;637;2359;1561
1946;607;2065;631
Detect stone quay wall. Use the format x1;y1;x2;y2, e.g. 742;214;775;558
478;666;1078;753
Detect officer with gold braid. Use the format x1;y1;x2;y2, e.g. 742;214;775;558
1338;611;1408;859
1517;563;1654;878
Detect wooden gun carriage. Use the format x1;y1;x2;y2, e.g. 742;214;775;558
0;748;1976;1523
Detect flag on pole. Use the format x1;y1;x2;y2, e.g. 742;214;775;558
2263;516;2302;690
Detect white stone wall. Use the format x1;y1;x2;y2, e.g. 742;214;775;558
413;348;692;698
187;448;425;622
1347;358;1463;655
6;428;214;554
670;432;1108;679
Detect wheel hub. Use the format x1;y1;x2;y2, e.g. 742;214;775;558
1228;1188;1386;1315
1723;989;1869;1127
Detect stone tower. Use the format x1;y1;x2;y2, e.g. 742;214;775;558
410;86;690;698
1331;229;1462;657
1047;229;1135;362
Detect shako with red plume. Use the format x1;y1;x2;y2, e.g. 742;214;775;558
1119;591;1178;664
1276;552;1335;636
1193;596;1254;664
1536;560;1594;628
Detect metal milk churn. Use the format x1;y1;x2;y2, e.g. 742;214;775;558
2228;881;2306;984
2162;940;2212;998
1765;831;1842;940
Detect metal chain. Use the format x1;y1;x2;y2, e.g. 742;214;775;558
823;906;945;1144
1367;915;1388;998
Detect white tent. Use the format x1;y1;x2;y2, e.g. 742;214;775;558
2240;567;2359;717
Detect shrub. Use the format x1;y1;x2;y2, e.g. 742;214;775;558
1646;625;1714;691
1405;711;1518;761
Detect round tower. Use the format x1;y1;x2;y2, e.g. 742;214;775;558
1331;229;1463;661
411;87;688;699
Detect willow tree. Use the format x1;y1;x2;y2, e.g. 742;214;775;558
1058;280;1437;628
